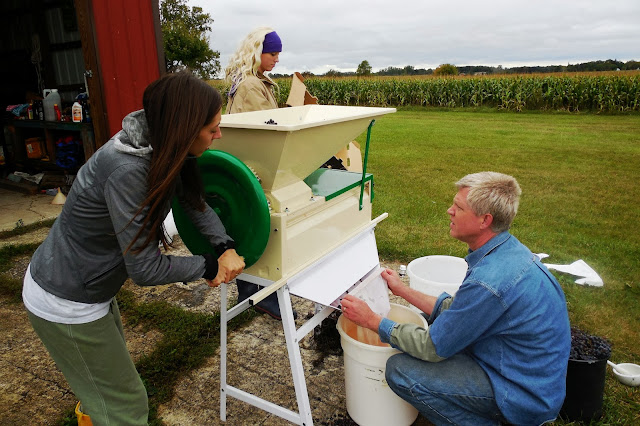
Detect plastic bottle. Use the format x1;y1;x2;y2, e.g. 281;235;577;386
34;100;44;120
27;102;34;120
82;101;91;123
399;265;407;277
43;89;61;121
72;102;83;122
54;104;61;121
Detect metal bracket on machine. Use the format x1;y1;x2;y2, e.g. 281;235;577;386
359;119;375;210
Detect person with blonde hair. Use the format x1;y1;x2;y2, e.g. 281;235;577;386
225;27;281;113
224;27;294;320
341;171;570;425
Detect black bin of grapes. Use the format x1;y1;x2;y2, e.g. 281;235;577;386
560;327;611;422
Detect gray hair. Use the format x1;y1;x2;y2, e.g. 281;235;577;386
455;172;522;233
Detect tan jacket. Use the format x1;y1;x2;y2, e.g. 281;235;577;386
227;74;278;114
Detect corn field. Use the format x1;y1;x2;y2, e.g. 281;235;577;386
211;73;640;113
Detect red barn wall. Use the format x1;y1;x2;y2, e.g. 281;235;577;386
91;0;163;138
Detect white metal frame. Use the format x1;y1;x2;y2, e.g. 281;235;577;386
219;217;386;425
220;281;334;425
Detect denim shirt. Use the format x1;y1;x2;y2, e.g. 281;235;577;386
381;232;570;425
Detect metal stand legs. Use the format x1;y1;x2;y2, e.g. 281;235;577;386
220;281;334;425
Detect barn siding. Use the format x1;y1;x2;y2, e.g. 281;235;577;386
91;0;162;137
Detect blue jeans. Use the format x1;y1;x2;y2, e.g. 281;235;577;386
385;352;508;425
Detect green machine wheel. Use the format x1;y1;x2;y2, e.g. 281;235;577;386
172;150;270;267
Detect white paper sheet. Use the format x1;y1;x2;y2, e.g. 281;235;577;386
287;227;380;306
349;267;391;317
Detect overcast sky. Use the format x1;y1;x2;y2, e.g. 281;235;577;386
189;0;640;76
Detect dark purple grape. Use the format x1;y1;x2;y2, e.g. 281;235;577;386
569;327;611;361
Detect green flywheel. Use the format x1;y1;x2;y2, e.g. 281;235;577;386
172;150;270;267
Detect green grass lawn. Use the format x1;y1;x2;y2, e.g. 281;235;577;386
360;107;640;424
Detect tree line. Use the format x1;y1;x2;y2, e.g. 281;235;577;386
273;59;639;79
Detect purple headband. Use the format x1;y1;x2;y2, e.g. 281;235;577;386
262;31;282;53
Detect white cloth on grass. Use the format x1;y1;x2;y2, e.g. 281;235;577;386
536;254;603;287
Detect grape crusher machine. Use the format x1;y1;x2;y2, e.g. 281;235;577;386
173;104;395;424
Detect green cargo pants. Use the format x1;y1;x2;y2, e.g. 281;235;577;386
27;299;148;425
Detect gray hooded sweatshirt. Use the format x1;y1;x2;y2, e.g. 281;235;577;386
30;110;233;303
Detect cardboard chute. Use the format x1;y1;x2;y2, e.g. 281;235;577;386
286;72;362;172
285;72;318;107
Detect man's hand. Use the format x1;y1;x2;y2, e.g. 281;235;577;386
341;294;382;332
209;249;245;287
381;267;438;316
381;268;406;296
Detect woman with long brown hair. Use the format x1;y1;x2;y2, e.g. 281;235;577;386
22;71;244;424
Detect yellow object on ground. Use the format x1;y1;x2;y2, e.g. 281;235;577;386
51;187;66;205
75;401;93;426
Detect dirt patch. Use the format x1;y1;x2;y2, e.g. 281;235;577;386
0;230;430;425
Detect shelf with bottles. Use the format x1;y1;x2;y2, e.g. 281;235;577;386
4;87;96;171
9;119;93;132
3;118;95;171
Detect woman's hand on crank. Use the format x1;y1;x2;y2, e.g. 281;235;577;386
208;249;245;287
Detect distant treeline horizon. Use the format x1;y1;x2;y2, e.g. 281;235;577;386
269;59;640;78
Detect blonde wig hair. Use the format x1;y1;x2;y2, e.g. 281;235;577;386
225;27;278;92
455;171;522;233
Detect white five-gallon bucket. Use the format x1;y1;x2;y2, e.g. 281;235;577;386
337;303;427;426
408;255;467;298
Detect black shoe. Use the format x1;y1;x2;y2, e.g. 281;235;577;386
254;292;298;321
237;280;297;321
236;280;258;303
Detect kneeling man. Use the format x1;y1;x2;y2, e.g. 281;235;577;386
341;171;570;425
